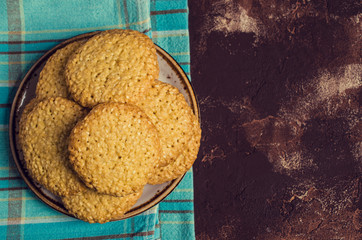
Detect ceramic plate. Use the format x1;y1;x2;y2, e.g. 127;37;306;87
9;31;199;221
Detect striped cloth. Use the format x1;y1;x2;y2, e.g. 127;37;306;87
0;0;195;239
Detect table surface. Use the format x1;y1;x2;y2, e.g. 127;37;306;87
189;1;361;239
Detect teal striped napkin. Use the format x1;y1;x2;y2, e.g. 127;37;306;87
0;0;194;239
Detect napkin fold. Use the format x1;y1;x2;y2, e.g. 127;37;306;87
0;0;194;239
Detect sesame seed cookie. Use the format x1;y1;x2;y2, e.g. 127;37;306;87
20;97;88;196
68;103;161;197
62;189;142;223
148;104;201;185
137;81;198;167
65;29;159;107
36;41;84;100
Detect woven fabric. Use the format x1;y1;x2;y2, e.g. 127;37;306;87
0;0;194;239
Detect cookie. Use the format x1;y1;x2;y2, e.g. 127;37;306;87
68;103;161;197
36;41;84;100
137;81;198;167
65;29;159;107
148;104;201;185
62;189;142;223
20;97;88;196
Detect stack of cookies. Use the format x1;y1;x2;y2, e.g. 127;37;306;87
19;29;201;223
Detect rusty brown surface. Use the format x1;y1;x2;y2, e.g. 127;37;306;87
189;0;361;239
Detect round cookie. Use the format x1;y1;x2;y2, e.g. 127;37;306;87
65;29;159;107
137;81;198;167
148;108;201;185
68;103;161;197
36;41;84;99
20;97;88;196
62;189;142;223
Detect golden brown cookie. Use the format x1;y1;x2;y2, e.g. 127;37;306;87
148;103;201;185
65;29;159;107
137;81;197;167
20;97;88;196
36;41;84;99
62;189;142;223
68;103;161;197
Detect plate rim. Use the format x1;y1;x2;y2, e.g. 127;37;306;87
8;30;200;221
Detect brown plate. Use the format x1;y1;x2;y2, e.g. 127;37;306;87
9;31;200;221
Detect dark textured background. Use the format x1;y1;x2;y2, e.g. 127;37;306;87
189;0;361;239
